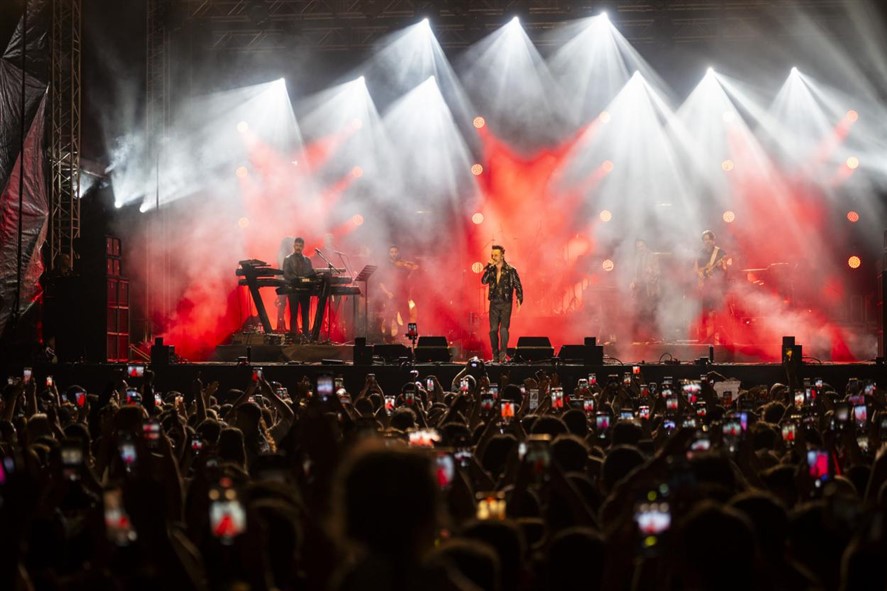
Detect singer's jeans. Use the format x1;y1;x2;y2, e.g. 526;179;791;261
489;300;512;360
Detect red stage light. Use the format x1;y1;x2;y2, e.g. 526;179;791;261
848;256;861;269
846;211;859;223
471;164;484;176
599;210;612;222
473;116;486;129
471;262;484;273
471;212;484;224
846;157;859;170
602;259;614;272
723;210;735;223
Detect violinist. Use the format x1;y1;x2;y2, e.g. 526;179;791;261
378;245;419;340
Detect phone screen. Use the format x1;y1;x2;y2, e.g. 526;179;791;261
528;388;539;411
426;378;434;391
22;367;32;384
500;401;516;421
126;364;144;378
210;499;246;542
316;375;334;400
435;452;455;489
104;488;137;545
480;393;494;412
807;450;830;485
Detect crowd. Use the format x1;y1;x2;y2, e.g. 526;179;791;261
1;359;886;591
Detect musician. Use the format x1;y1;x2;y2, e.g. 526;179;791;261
630;238;659;340
283;237;316;340
481;245;523;363
378;245;418;339
694;230;728;343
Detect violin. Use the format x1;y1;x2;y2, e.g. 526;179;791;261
393;259;419;271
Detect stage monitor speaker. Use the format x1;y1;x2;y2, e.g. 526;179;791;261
415;336;450;362
373;343;410;362
151;337;174;366
557;344;603;365
514;336;554;362
353;337;373;365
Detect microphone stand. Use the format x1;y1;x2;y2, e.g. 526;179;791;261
314;248;337;342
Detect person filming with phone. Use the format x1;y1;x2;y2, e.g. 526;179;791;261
481;244;523;363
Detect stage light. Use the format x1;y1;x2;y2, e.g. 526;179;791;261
471;262;484;273
599;111;611;123
707;67;715;75
722;160;734;172
471;164;484;175
238;217;250;228
235;166;249;178
599;210;612;222
473;116;486;129
472;212;485;224
846;110;858;122
421;17;430;28
352;214;365;226
846;211;859;223
602;160;614;173
790;66;798;74
114;201;123;209
846;156;859;170
351;166;364;178
602;259;614;272
723;211;736;223
236;121;249;133
511;16;520;25
848;256;861;269
139;203;149;213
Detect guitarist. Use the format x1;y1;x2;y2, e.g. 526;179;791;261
694;230;729;342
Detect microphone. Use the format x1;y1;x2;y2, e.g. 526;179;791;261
334;250;346;255
314;248;322;254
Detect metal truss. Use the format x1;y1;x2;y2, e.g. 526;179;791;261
49;0;82;270
172;0;854;53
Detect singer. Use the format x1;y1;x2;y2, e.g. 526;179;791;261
283;237;316;340
481;244;523;363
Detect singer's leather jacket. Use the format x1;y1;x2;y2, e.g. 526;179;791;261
481;262;524;304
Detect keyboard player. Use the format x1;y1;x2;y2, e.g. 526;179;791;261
283;237;316;340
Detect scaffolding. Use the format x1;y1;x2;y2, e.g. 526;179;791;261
49;0;82;270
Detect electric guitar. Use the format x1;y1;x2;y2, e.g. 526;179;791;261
697;249;732;287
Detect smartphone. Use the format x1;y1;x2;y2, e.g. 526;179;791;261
857;436;870;453
528;388;539;411
864;382;875;396
488;384;499;399
468;357;483;371
623;373;632;387
143;420;161;448
404;389;416;405
807;449;830;486
662;419;676;432
316;375;334;401
61;441;83;480
834;402;850;425
480;392;495;412
384;395;395;413
75;390;86;407
577;378;589;389
632;365;641;376
454;446;472;468
639;405;650;420
434;452;455;490
589;373;597;386
119;440;137;467
125;388;141;405
104;488;137;546
696;402;707;417
583;399;595;414
22;367;32;384
689;432;711;452
334;376;344;391
635;488;670;555
408;429;439;448
476;491;507;520
595;412;611;434
209;488;246;543
251;367;263;382
459;378;470;394
853;404;867;426
665;396;678;413
781;423;797;443
620;410;635;421
45;375;53;388
426;377;434;391
191;436;205;453
525;435;551;483
126;364;145;379
551;388;564;410
794;391;805;408
682;383;701;403
500;401;516;421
